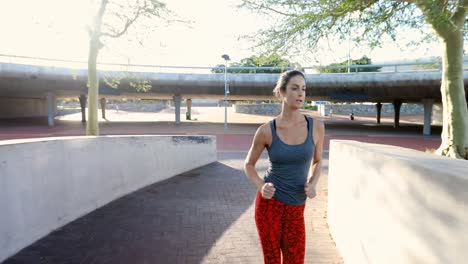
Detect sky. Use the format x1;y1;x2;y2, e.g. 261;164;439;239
0;0;459;68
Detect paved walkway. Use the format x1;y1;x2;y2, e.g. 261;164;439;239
3;152;342;264
1;107;443;263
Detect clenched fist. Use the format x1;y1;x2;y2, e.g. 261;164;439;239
304;183;317;199
261;182;276;199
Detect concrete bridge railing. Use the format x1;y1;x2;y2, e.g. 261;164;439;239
2;53;468;74
0;135;216;262
328;140;468;264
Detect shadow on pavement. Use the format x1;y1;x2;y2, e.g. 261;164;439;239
4;159;257;264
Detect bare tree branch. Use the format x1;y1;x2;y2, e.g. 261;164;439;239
100;5;145;38
93;0;109;36
452;0;468;26
463;0;468;8
241;0;295;16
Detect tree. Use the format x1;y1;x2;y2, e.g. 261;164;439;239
319;55;381;73
211;53;302;73
241;0;468;159
86;0;171;135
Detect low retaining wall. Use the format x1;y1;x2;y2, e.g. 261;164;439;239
0;135;216;262
319;103;424;116
328;140;468;264
233;103;281;116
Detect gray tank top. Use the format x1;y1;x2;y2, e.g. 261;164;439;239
264;115;315;205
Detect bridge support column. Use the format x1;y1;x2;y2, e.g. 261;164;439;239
173;95;181;125
100;97;107;119
186;98;192;120
392;99;402;128
422;99;434;135
375;102;382;124
79;94;87;123
46;92;55;127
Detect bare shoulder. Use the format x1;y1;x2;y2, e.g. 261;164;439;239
254;122;272;146
258;122;271;134
310;116;325;144
313;118;325;133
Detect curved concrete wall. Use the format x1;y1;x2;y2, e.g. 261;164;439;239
0;135;216;262
328;140;468;264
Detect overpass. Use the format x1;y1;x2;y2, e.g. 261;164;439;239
1;56;468;134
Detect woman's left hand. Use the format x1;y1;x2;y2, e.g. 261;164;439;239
304;183;317;199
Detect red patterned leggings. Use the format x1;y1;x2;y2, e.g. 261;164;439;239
255;192;306;264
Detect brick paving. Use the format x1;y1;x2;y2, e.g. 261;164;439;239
3;152;342;264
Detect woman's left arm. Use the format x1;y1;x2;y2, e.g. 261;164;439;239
305;119;325;198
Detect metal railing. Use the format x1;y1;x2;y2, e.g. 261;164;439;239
1;53;467;74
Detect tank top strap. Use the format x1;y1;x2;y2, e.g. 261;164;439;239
306;115;314;141
269;119;279;140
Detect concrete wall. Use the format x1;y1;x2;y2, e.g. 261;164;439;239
328;140;468;264
0;97;50;118
0;135;216;262
57;99;168;113
319;103;424;116
233;103;281;116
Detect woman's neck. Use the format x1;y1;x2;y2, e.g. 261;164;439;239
279;103;303;123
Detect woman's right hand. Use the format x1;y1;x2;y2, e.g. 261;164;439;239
260;182;276;199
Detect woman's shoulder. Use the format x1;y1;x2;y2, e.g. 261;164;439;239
304;114;324;130
251;121;273;147
254;121;274;140
304;114;320;122
257;120;273;134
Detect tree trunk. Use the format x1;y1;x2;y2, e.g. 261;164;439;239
436;30;468;159
86;0;108;136
86;35;100;136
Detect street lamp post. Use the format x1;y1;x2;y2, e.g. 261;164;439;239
221;54;230;131
347;19;351;73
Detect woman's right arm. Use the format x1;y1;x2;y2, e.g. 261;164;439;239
244;125;275;198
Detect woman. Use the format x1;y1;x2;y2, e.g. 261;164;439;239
243;69;325;264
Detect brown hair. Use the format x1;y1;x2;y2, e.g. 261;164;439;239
273;69;305;99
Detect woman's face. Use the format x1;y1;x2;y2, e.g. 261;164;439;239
281;75;306;109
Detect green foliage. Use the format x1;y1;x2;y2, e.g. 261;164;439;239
239;1;464;52
240;0;468;158
102;71;153;92
211;53;302;73
318;55;381;73
303;105;318;111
